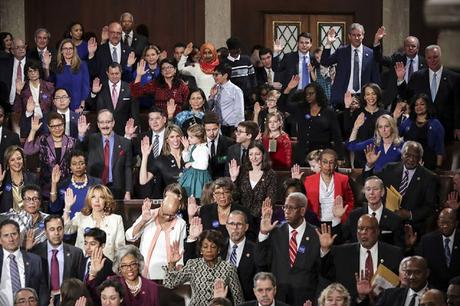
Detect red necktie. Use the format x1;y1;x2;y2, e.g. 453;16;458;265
365;250;374;279
111;83;118;109
101;139;110;184
50;249;60;290
17;61;22;81
289;229;298;267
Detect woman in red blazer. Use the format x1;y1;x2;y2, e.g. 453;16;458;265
261;112;292;169
293;149;354;224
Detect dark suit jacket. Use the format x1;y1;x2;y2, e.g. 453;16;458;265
0;56;30;112
0;128;20;164
278;51;315;89
397;67;460;141
0;249;48;306
0;171;38;212
27;47;57;73
341;205;404;248
225;143;248;176
88;81;140;135
321;242;403;300
82;132;133;198
376;287;411;306
255;221;321;306
364;162;438;234
40;110;80;138
209;135;234;179
321;44;381;107
255;55;283;87
31;242;84;294
238;300;290;306
81;255;114;285
221;239;258;301
88;43;132;82
373;44;426;108
124;32;148;59
416;230;460;291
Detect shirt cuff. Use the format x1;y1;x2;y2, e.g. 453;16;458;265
397;79;405;86
25;111;33;117
258;232;269;242
332;217;341;227
320;248;330;258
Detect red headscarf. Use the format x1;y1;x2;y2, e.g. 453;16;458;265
199;42;219;74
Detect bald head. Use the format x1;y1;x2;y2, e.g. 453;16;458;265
404;36;420;58
108;22;122;45
357;214;379;249
438;208;458;237
421;289;446;306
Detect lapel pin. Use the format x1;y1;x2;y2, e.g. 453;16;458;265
121;88;124;92
365;53;369;57
118;145;121;148
455;246;458;250
443;77;447;81
246;253;250;258
26;262;30;266
306;237;310;241
417;177;420;181
384;215;387;219
380;259;384;263
67;252;71;257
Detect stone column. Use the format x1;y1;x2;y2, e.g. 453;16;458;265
205;0;231;48
0;0;25;40
382;0;410;54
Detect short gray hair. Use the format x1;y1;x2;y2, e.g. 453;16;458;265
228;210;247;224
425;44;442;56
34;28;50;39
253;272;277;288
113;245;145;274
401;141;424;158
14;287;38;304
365;176;385;191
120;12;134;22
287;192;307;208
349;23;364;34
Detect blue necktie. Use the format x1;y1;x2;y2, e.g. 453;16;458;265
229;244;238;266
9;254;21;296
353;49;360;92
301;55;309;89
430;72;437;102
445;238;451;266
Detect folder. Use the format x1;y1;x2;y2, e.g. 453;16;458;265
385;185;402;212
371;264;400;295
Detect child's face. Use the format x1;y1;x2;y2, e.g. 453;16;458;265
266;96;278;109
188;132;200;145
308;160;321;173
268;116;281;132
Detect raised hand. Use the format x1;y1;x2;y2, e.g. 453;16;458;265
141;198;154;223
26;96;35;114
184;42;193;56
404;224;417;248
286;75;300;90
446;191;460;210
291;164;302;180
127;51;137;67
140;136;153;157
64;188;76;210
166;99;177;118
51;165;61;184
77;115;90;136
210;84;218;97
228;159;240;181
213;278;228;298
326;28;337;45
253;101;261;114
75;296;87;306
356;271;373;298
168;240;182;265
364;144;381;168
15;79;25;94
87;37;98;55
136;59;148;77
344;91;353;109
303;301;313;306
273;38;284;54
394;62;406;81
392;101;404;120
181;136;190;151
189;216;203;240
30;115;42;133
124;118;138;138
315;223;336;252
101;26;109;42
260;197;278;234
354;112;366;129
24;229;37;251
92;77;102;94
0;164;4;184
374;26;386;44
187;195;199;218
90;246;106;276
42;50;52;68
332;195;349;219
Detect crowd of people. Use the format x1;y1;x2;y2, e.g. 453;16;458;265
0;10;459;306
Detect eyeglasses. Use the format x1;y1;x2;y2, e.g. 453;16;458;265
235;129;247;135
54;95;69;101
13;46;26;50
23;197;40;202
282;205;302;211
214;191;231;197
161;66;175;71
49;123;64;129
98;120;113;125
109;31;122;35
120;262;139;270
15;297;38;305
226;222;245;228
61;47;73;51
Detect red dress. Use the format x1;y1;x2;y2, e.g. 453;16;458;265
262;133;292;169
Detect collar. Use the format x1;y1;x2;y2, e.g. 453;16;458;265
288;218;306;233
227;54;240;62
352;44;363;53
123;30;133;37
443;229;456;241
409;284;429;296
429;66;443;76
208;135;219;143
258;302;275;306
403;165;417;174
109;42;120;49
368;203;384;216
152;128;165;137
2;247;21;258
298;51;309;58
109;80;120;88
229;237;246;249
57;109;70;117
37;47;48;53
14;57;25;64
47;241;64;253
360;241;378;254
406;54;418;63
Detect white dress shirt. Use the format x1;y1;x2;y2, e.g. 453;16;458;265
443;229;456;255
152;128;165;156
319;176;340;226
47;242;64;288
347;44;364;93
108;42;121;64
359;243;378;275
207;135;219;157
368;204;384;223
404;284;428;306
58;109;71;135
0;248;25;306
405;55;419;82
9;58;26;104
227;237;246;267
29;82;43;118
123;30;133;46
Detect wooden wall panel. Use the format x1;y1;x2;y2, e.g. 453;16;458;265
24;0;205;54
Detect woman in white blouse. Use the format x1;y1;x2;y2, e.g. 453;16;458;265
63;184;125;260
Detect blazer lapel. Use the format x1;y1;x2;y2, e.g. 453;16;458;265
345;46;352;78
116;84;126;110
21;250;32;285
63;244;72;279
451;232;460;267
362;47;371;74
112;136;121;168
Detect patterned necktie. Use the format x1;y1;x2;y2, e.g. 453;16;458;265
17;61;22;81
124;34;130;46
353;49;360;92
445;238;451;266
430;72;437;102
365;250;374;279
408;59;414;80
289;229;298;267
229;244;238;266
50;249;60;291
399;170;409;196
9;254;21;296
152;134;160;157
85;259;92;280
301;55;309;89
101;139;110;184
112;47;118;63
111;83;118;109
267;69;273;84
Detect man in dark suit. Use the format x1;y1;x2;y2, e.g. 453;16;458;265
416;208;460;291
364;141;438;235
120;12;148;59
88;22;134;82
88;62;139;136
223;210;258;301
372;27;425;108
226;120;259;176
255;48;283;90
78;109;133;200
0;105;20;165
30;215;84;304
237;272;289;306
319;214;403;301
396;44;460;141
82;227;113;283
0;219;47;306
321;23;381;108
255;193;321;306
377;256;429;306
27;28;57;77
204;112;234;179
340;176;404;248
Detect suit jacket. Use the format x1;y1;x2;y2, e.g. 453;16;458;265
88;42;132;82
88;81;140;135
341;205;404;248
255;221;321;306
303;172;354;223
209;135;234;179
124;32;148;59
221;239;258;301
0;248;48;306
27;47;58;73
373;44;426;108
255;56;283;87
376;287;411;306
416;230;460;291
0;56;30;112
321;242;403;299
278;51;315;89
23;110;80;139
321;44;381;107
397;67;460;141
31;241;84;293
82;132;133;199
0;171;38;212
225;143;249;176
81;255;114;286
0;127;20;164
238;300;290;306
364;162;438;234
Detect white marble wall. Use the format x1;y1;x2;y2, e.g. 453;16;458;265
204;0;231;48
0;0;25;40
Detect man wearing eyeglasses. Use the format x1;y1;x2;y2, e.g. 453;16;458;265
13;288;40;306
0;220;47;306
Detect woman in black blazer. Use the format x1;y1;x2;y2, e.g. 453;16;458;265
0;145;38;212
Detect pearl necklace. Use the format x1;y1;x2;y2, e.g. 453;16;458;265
71;175;88;189
126;277;142;295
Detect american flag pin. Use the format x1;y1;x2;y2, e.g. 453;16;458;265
306;237;310;241
246;253;250;257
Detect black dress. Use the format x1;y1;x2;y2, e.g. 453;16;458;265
144;154;184;199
